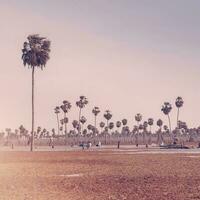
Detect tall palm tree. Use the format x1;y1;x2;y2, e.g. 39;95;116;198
22;34;51;151
175;97;184;127
60;100;72;136
54;106;60;135
161;102;172;133
92;107;100;129
76;96;88;134
148;118;154;133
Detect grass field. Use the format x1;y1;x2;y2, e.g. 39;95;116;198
0;150;200;200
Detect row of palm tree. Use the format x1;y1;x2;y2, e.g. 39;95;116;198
53;96;184;141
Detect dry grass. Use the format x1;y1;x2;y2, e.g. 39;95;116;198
0;151;200;200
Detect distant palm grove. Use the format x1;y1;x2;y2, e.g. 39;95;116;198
0;34;199;149
1;94;200;148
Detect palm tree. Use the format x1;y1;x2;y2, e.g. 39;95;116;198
51;128;56;138
122;119;128;126
72;120;79;132
60;119;64;134
87;124;93;132
37;126;42;135
135;114;142;146
148;118;154;133
92;107;100;129
163;125;169;137
104;110;112;127
22;34;51;151
157;119;163;129
87;124;95;137
143;121;148;144
108;122;114;131
80;116;87;134
175;97;184;127
156;119;163;145
82;129;87;137
60;100;71;137
135;113;142;126
138;124;144;132
36;126;42;138
116;121;122;130
54;106;60;135
161;102;172;133
76;96;88;134
178;120;188;130
143;121;148;131
99;122;105;133
63;117;69;144
116;121;122;140
103;110;112;144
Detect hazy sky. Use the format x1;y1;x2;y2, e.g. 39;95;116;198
0;0;200;132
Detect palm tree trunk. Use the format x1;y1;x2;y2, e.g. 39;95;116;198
64;113;67;145
78;108;81;135
143;131;145;145
105;120;108;145
56;114;60;135
177;108;179;128
31;67;35;151
94;115;97;129
167;114;172;132
94;115;97;135
136;121;139;145
168;114;173;143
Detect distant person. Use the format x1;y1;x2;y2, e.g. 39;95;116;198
49;137;54;148
117;141;120;149
96;141;101;147
86;141;92;149
27;136;31;146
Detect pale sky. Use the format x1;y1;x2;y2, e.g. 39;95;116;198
0;0;200;132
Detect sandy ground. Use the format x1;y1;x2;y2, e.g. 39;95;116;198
0;149;200;200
